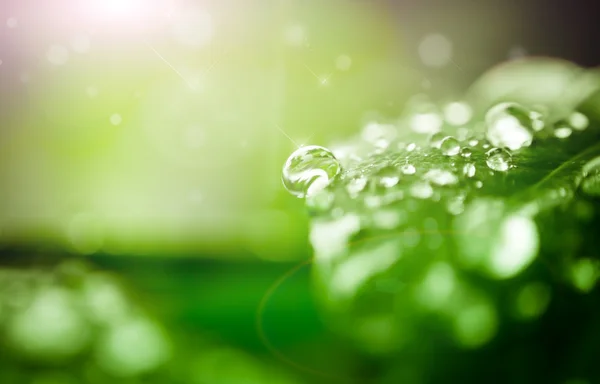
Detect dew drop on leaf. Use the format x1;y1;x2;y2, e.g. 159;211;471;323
401;164;417;175
282;145;341;198
486;148;512;172
581;156;600;197
440;136;460;156
485;102;538;151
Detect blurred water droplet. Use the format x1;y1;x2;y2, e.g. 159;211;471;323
406;143;417;152
440;136;460;156
581;156;600;197
409;107;443;134
306;189;335;214
460;147;472;158
401;164;417;175
418;34;452;68
6;17;18;28
485;102;538;150
444;102;472;126
447;195;466;215
569;112;589;131
429;132;447;149
335;54;352;71
463;163;477;178
553;123;572;139
282;145;341;198
486;148;512;172
47;45;70;66
423;169;458;186
475;180;483;188
410;182;434;199
346;176;368;197
467;137;479;147
376;166;400;188
110;114;122;126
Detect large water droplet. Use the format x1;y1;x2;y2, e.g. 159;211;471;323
486;148;512;172
282;145;341;198
485;102;538;151
581;156;600;197
440;136;460;156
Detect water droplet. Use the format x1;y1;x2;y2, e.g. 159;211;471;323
47;45;70;66
581;156;600;197
401;164;417;175
410;182;434;199
463;163;477;178
569;112;589;131
424;169;458;186
335;55;352;71
306;189;335;213
346;176;368;197
460;147;472;158
409;108;443;134
444;102;472;126
110;114;122;126
475;180;483;189
486;148;512;172
440;136;460;156
6;17;18;29
447;195;466;215
429;132;447;149
282;145;341;198
376;166;400;188
418;34;452;68
485;102;537;151
553;123;572;139
467;137;479;147
406;143;417;152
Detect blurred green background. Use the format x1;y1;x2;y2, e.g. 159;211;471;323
1;0;600;383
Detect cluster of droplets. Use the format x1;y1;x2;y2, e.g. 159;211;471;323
282;100;591;207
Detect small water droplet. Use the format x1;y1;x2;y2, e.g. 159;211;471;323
346;176;368;197
554;123;573;139
376;166;400;188
486;102;537;151
282;145;341;198
423;169;458;186
401;164;417;175
410;182;434;199
463;163;476;178
467;137;479;147
486;148;512;172
429;132;447;149
406;143;417;152
440;136;460;156
581;156;600;197
475;180;483;188
460;147;472;158
569;112;589;131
